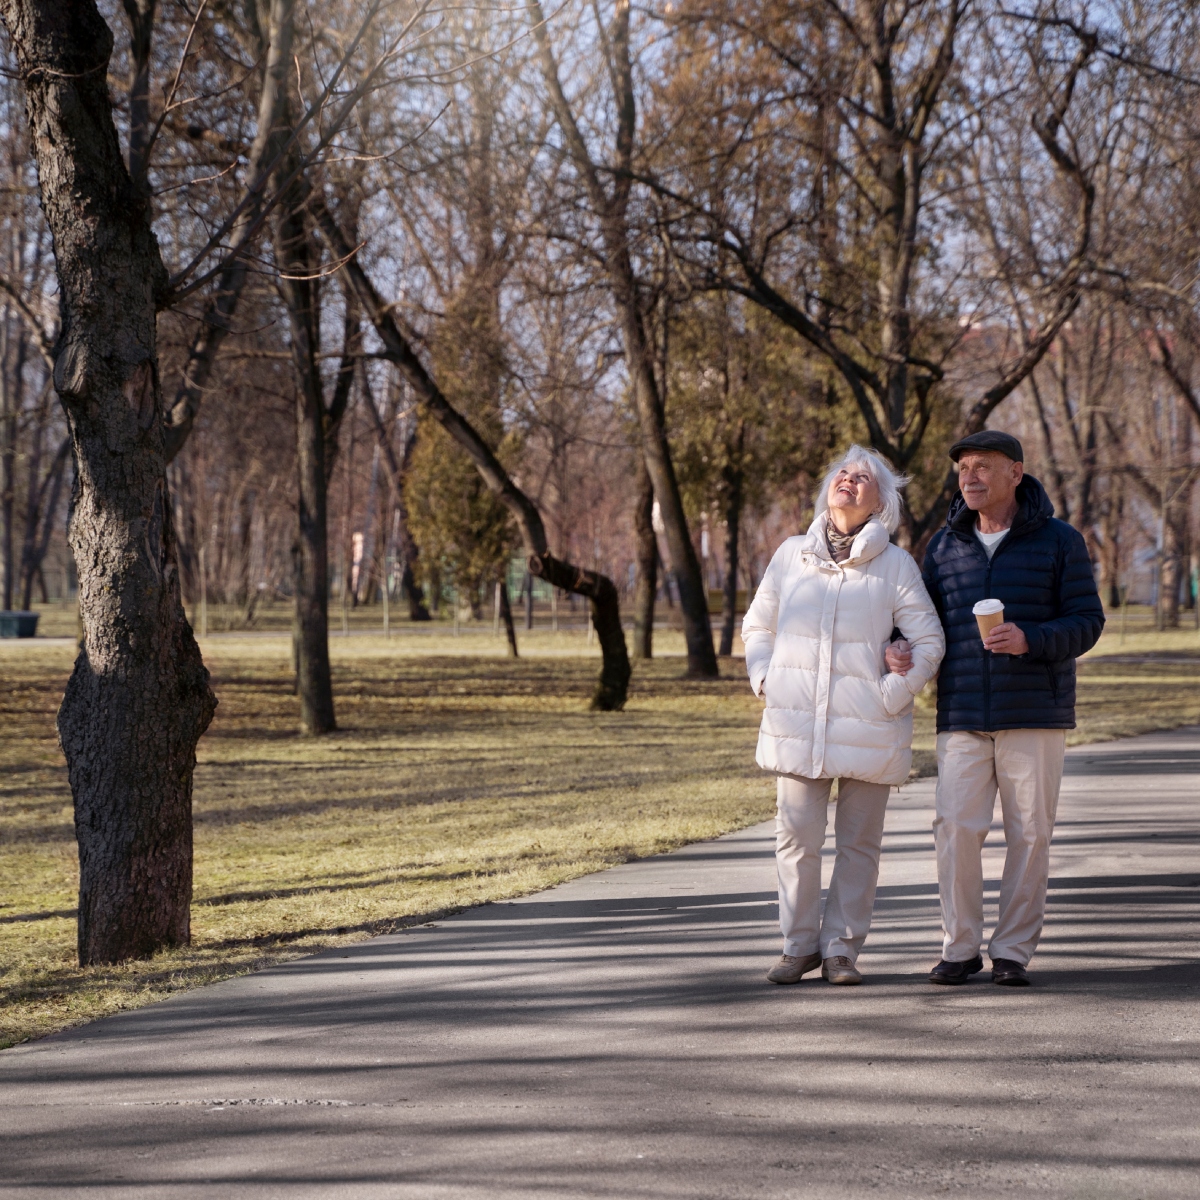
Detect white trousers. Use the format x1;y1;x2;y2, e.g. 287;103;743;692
934;729;1066;966
775;775;892;962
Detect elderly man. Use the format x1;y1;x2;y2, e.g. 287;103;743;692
888;431;1104;986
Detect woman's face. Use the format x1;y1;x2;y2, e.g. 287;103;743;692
827;464;880;524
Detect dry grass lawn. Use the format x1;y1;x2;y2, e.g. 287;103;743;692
2;616;1198;1049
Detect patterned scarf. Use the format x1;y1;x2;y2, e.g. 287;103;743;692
826;518;868;563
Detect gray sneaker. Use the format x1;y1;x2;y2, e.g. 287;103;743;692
821;955;862;985
766;952;822;984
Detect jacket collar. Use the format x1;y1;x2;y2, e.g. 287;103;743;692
945;474;1054;542
802;512;892;568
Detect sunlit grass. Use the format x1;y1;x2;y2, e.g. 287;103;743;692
2;609;1197;1050
1;634;771;1049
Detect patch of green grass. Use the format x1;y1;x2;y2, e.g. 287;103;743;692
2;620;1197;1051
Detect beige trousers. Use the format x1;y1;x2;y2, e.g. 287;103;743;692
934;729;1067;966
776;775;892;962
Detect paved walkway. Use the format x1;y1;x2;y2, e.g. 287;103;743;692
3;727;1200;1199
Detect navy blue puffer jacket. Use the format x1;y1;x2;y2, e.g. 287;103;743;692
921;475;1104;732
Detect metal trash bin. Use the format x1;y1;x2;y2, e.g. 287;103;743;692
0;611;39;638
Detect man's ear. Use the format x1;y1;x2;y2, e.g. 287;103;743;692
1012;460;1025;483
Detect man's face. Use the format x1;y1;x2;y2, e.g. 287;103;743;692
957;451;1023;511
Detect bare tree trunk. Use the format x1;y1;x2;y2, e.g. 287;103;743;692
0;322;25;610
632;454;656;659
20;434;70;610
17;374;49;600
0;369;13;611
1;0;216;964
1161;483;1196;629
1099;485;1123;610
276;182;336;734
499;579;518;657
718;454;744;658
234;487;254;619
121;0;154;187
292;392;334;729
621;298;714;674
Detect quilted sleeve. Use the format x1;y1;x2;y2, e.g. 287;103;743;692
1020;525;1105;662
894;555;946;690
741;546;783;697
880;552;946;714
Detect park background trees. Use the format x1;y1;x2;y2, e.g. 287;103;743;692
1;0;1199;965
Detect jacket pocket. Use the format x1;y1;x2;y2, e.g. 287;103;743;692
879;672;914;717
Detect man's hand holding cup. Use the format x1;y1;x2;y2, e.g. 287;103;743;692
973;598;1028;656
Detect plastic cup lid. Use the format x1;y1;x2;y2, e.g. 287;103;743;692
972;599;1004;616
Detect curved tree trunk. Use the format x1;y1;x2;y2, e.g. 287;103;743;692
314;198;630;709
1;0;216;965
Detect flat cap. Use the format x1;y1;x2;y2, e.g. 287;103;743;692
948;430;1023;463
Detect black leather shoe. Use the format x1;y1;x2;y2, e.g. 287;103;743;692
928;954;984;985
991;958;1030;986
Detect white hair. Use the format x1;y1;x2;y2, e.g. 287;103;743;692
813;444;911;535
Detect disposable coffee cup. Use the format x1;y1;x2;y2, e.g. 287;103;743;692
973;598;1004;640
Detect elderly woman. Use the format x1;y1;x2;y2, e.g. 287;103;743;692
743;445;944;986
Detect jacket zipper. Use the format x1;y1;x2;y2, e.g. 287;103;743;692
983;552;992;731
953;507;1041;731
977;525;1019;732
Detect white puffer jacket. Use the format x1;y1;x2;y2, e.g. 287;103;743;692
742;514;945;785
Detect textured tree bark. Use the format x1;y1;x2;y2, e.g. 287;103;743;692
291;383;335;732
0;360;14;611
1161;491;1194;629
499;580;518;657
274;179;336;734
1;0;216;964
631;455;656;660
718;457;744;658
20;434;70;610
121;0;155;187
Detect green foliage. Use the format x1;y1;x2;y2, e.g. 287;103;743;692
667;296;861;527
404;288;517;613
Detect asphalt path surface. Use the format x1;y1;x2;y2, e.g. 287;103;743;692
3;727;1199;1199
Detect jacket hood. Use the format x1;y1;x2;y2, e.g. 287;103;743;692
946;473;1054;538
802;512;892;567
